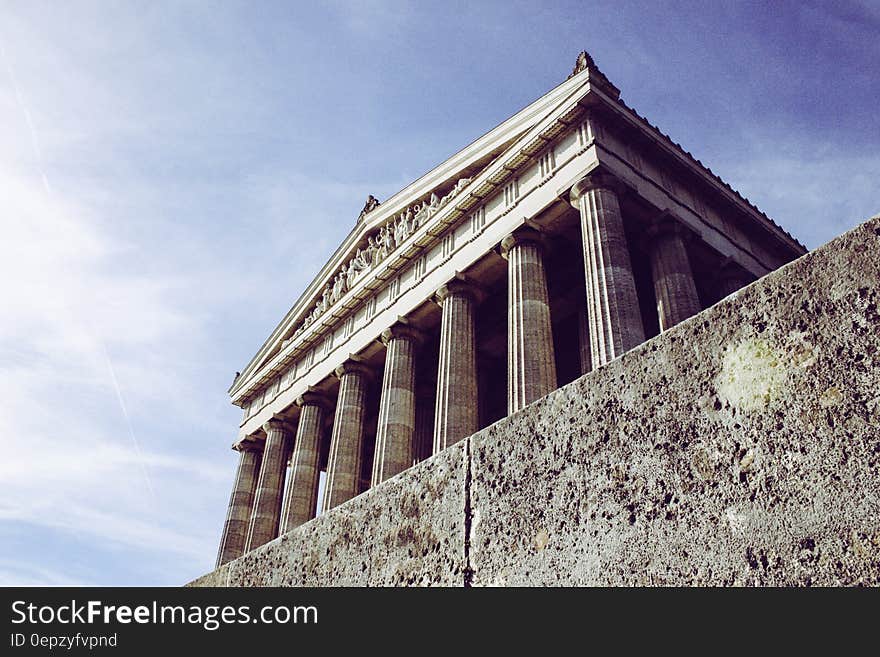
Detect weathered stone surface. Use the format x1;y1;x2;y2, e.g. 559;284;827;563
469;216;880;586
192;217;879;586
188;562;233;587
190;441;466;586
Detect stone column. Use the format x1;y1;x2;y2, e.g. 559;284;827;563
576;301;592;376
412;384;435;465
570;173;645;367
433;276;480;453
322;359;371;511
646;218;702;331
502;228;557;413
215;441;263;567
372;323;423;486
716;261;753;299
244;419;292;551
279;390;329;533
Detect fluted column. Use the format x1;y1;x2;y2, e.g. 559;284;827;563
244;419;292;551
412;383;435;465
216;441;263;567
716;261;753;299
647;218;702;331
279;390;329;533
433;276;480;453
322;359;371;511
576;300;592;375
570;173;645;367
502;228;557;413
372;323;423;486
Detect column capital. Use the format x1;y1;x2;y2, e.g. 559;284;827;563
500;226;545;259
334;356;372;380
233;438;263;454
380;318;425;346
433;272;486;306
262;417;290;435
646;211;695;239
568;171;628;206
295;386;331;410
641;212;697;252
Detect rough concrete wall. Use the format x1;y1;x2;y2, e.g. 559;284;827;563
189;442;466;586
190;216;880;587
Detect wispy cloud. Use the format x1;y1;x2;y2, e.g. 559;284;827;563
0;164;231;581
1;43;51;193
719;132;880;249
0;561;90;587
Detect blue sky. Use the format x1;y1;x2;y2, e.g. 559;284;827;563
0;1;877;586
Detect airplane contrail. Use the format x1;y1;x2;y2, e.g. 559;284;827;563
2;37;157;501
102;343;157;502
1;40;51;194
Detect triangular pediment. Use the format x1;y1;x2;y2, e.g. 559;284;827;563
232;69;597;396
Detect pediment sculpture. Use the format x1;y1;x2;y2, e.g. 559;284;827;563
290;177;472;341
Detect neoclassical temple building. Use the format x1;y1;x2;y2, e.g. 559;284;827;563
215;51;806;567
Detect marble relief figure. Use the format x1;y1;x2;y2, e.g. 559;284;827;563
293;177;472;335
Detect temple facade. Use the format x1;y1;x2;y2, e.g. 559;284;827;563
214;51;806;568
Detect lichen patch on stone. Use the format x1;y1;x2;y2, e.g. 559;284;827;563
818;387;843;408
715;338;787;411
691;447;715;480
789;338;819;368
534;529;550;551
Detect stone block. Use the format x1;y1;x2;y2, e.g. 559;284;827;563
468;217;880;586
189;440;466;586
